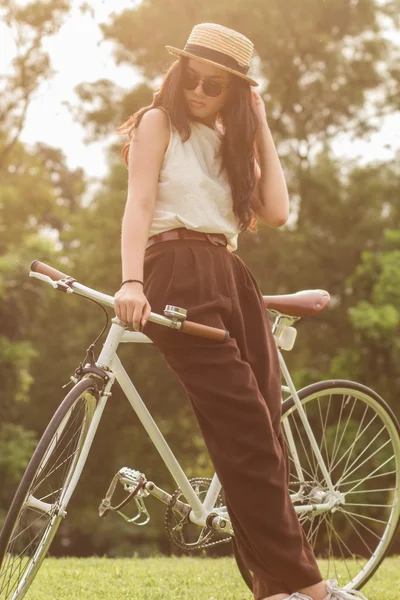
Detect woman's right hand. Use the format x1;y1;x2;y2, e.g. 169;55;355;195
114;282;151;332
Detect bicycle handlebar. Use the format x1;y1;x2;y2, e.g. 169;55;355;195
180;320;229;342
31;260;69;282
30;260;229;343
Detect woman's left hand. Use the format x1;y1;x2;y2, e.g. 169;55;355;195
251;90;268;125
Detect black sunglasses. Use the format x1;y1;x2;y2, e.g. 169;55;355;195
182;71;230;98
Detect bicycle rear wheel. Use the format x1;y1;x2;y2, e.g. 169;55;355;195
234;380;400;593
0;377;98;600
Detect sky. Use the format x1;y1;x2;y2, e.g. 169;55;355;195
1;0;137;178
1;0;399;180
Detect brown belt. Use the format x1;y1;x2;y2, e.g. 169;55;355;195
146;227;227;249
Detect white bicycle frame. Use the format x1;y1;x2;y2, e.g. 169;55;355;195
30;271;337;531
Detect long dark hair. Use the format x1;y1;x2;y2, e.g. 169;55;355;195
118;56;260;232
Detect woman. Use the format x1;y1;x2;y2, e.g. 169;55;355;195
114;23;367;600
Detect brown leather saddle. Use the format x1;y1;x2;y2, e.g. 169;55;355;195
263;290;330;317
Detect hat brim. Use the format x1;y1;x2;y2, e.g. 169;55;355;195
166;46;259;87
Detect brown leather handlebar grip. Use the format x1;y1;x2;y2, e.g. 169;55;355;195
30;260;70;282
180;320;230;342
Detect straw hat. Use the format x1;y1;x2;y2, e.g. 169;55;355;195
166;23;259;87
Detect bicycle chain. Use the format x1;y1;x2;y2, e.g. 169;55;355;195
165;478;318;552
165;477;232;553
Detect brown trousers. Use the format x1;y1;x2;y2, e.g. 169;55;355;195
142;239;322;598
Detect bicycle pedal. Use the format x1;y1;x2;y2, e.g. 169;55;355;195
119;467;148;493
98;467;149;524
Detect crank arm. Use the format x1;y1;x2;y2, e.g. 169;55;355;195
145;481;191;518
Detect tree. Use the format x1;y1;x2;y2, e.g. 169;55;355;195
0;0;70;171
346;227;400;420
0;0;85;513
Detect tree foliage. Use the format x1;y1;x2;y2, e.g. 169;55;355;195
0;0;84;501
0;0;70;171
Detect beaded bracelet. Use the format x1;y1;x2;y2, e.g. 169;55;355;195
121;279;144;287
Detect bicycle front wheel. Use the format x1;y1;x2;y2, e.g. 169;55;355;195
0;377;98;600
234;380;400;593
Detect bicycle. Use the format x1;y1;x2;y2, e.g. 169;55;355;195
0;259;399;600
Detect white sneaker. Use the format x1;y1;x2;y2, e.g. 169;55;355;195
324;579;368;600
287;580;368;600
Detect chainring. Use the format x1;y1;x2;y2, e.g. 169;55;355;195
165;477;232;552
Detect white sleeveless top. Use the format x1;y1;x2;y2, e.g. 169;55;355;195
149;110;241;251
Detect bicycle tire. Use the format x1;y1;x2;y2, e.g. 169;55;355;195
234;379;400;593
0;377;99;600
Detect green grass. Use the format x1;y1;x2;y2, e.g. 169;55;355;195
25;556;400;600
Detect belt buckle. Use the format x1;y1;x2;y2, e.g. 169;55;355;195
205;233;220;246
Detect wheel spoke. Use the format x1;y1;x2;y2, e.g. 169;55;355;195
346;487;396;495
339;451;394;488
337;508;384;542
329;394;346;471
345;502;395;509
32;445;80;497
288;459;316;490
336;425;388;485
325;518;357;582
32;411;85;494
340;468;397;490
340;405;371;476
325;515;340;582
329;396;357;469
341;511;374;555
331;411;376;475
320;394;331;454
35;487;64;503
307;511;329;550
338;508;388;526
291;412;319;484
10;511;51;544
